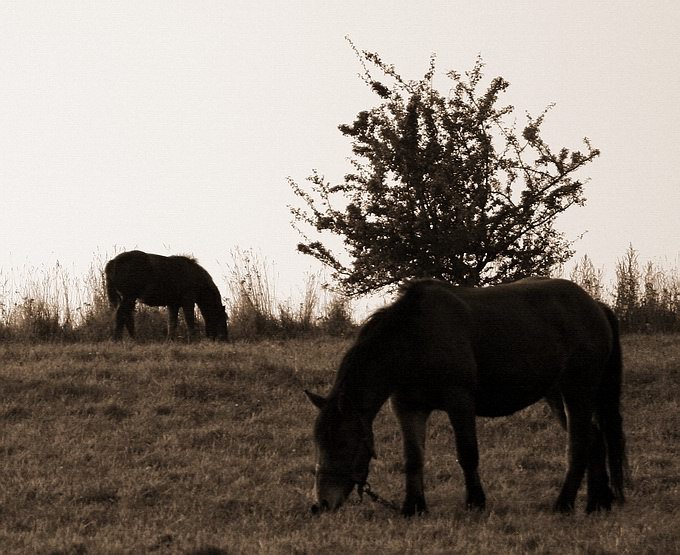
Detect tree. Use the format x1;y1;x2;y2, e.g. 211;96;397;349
290;42;600;296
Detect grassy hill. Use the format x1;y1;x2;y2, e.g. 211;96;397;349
1;335;678;553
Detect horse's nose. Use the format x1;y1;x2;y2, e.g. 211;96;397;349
310;500;330;514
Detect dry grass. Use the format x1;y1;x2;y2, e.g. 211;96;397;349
0;250;354;342
0;335;678;554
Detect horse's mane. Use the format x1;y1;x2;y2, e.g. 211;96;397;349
331;282;426;396
165;254;222;302
356;281;423;332
170;254;199;264
356;280;432;334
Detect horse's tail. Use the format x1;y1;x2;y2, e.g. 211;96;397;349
104;260;121;309
596;303;629;503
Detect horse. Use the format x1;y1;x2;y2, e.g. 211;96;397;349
306;277;627;516
105;250;228;342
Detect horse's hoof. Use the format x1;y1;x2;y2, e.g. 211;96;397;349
310;500;330;515
586;487;614;513
401;508;428;518
586;499;612;513
466;492;486;511
401;496;428;517
553;501;575;514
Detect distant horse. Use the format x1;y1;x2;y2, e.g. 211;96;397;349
105;250;228;341
307;278;627;515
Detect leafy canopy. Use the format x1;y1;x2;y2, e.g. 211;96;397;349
290;42;600;296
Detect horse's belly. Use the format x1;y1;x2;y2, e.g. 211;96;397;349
474;374;555;417
139;294;166;306
474;390;546;417
139;283;177;307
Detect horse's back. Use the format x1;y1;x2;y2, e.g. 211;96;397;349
399;277;609;340
393;279;615;416
108;250;217;306
459;278;611;349
106;251;154;292
106;251;179;305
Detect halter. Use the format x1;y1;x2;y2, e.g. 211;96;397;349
314;432;400;512
314;392;400;512
314;430;372;488
359;481;400;512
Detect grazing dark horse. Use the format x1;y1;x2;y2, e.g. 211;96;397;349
105;250;228;342
307;278;627;516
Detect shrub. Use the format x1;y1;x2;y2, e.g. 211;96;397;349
612;246;680;333
569;254;604;301
224;248;355;340
319;295;355;337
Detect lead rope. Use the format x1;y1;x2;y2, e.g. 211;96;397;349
357;481;401;512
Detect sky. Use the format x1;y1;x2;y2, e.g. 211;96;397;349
2;1;679;307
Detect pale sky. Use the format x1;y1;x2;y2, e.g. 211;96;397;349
2;1;679;304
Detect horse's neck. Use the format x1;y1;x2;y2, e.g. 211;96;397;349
196;287;219;311
336;364;391;422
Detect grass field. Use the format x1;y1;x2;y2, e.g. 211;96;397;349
1;335;678;554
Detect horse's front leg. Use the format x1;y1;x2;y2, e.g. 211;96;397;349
444;387;486;510
392;399;430;516
167;305;180;341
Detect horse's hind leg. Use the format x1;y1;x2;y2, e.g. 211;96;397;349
114;298;135;340
547;391;613;512
554;393;594;513
586;425;614;513
444;387;486;510
392;398;430;516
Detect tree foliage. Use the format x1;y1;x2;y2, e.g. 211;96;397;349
290;42;600;295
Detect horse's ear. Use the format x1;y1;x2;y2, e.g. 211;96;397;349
305;389;327;410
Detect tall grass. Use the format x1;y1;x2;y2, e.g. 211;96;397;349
1;244;677;341
0;261;78;341
569;245;680;332
225;248;354;340
0;249;355;342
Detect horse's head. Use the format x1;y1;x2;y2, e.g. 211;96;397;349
205;304;229;341
306;389;376;513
